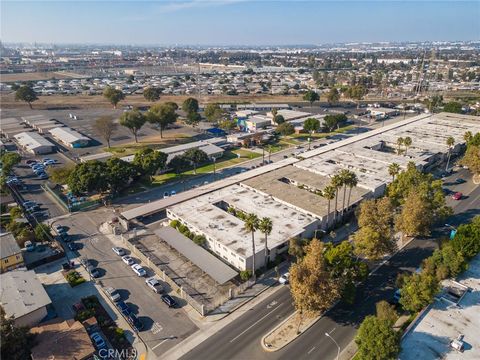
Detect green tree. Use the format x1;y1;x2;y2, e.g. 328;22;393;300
290;239;340;319
168;155;190;174
34;223;53;242
288;237;306;259
146;102;178;138
355;315;401;360
0;306;36;360
132;148;167;181
303;90;320;107
388;163;400;181
276;122;295;136
182;97;199;114
345;170;358;211
422;243;466;281
105;158;137;194
322;185;336;228
460;132;480;178
425;94;443;113
204;103;224;123
274;114;285;125
346;85;367;108
67;161;110;195
93;116;118;148
326;87;340;105
375;300;398;324
395;190;434;237
218;118;237;133
15;85;38;109
183;148;208;174
103;86;125;109
244;213;259;278
185;111;202;127
0;152;21;175
399;272;440;312
143;87;162;102
396;137;404;155
271;108;278;124
451;216;480;260
119;110;146;143
48;165;74;185
323;115;339;132
331;174;343;224
259;217;273;270
403;136;412;156
303;117;320;137
443;101;462;114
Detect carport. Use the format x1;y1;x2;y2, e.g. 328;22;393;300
155;226;238;284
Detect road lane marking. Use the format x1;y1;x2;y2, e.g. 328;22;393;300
151;339;168;350
307;347;316;354
229;303;283;343
329;327;336;334
151;322;163;334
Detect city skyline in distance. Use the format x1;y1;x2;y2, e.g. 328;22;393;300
1;0;479;46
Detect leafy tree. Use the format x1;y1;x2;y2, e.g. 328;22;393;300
443;101;463;114
67;161;110;195
274;114;285;125
399;272;440;312
0;306;36;360
143;87;162;102
132;148;167;181
324;241;368;303
303;118;320;137
276;122;295;136
451;216;480;260
182;97;199;114
461;132;480;177
388;163;400;181
15;85;38;109
185;111;202;127
355;315;401;360
103;86;125;109
403;136;412;156
48;165;74;185
396;137;404;155
425;95;443;113
168;155;190;174
326;87;340;105
259;217;273;270
119;110;146;143
0;152;21;175
395;190;436;237
34;223;53;242
183;148;208;174
146;102;178;138
204;103;224;123
93;116;118;148
322;185;336;227
288;237;306;259
345;85;367;108
244;213;259;278
375;301;398;324
303;90;320;107
9;207;23;220
290;239;340;318
323;114;347;132
105;158;137;194
218;118;237;133
422;243;466;281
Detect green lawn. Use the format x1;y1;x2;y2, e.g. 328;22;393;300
104;135;192;156
151;149;261;186
289;125;355;141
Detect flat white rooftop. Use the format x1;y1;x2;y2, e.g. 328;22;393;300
14;132;55;150
400;254;480;360
49;127;90;144
168;183;316;258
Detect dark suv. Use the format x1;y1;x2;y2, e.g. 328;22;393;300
161;294;178;308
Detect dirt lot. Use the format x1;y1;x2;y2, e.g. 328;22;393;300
0;92;301;110
0;71;84;83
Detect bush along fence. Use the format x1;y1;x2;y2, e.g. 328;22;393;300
42;183;103;212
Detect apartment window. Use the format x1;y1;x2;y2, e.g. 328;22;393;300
4;259;8;264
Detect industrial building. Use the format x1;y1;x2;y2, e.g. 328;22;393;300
49;127;91;148
14;131;56;155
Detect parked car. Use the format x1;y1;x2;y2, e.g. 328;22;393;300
127;313;144;332
22;200;37;208
393;289;401;304
105;287;121;302
163;192;170;198
90;332;106;349
115;301;130;316
452;192;463;200
37;172;49;180
87;265;100;278
112;247;125;256
278;273;290;285
131;264;146;277
54;224;66;234
80;258;93;267
67;242;80;251
454;178;466;184
122;255;135;266
170;190;177;196
146;277;163;293
161;294;178;308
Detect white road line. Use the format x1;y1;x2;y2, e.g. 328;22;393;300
307;347;316;354
229;303;283;343
151;339;169;350
329;327;336;334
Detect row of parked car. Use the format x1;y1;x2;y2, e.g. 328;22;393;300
26;158;56;180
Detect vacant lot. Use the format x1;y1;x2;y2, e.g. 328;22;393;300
1;71;84;82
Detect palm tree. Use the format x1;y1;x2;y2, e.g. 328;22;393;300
446;136;455;171
403;136;412;156
388;163;401;181
323;185;336;229
339;169;350;220
396;137;404;155
331;174;343;224
346;171;358;211
464;131;473;144
244;213;259;279
271;107;278;124
259;217;273;271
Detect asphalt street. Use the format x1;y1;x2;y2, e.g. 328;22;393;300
180;170;479;360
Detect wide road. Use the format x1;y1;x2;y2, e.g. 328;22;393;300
181;170;480;360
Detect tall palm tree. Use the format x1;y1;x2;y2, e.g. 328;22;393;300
396;137;404;155
403;136;412;156
464;131;473;144
346;171;358;211
271;107;278;124
388;163;401;181
339;169;350;220
331;174;343;224
323;185;336;229
258;217;273;271
446;136;455;171
244;213;259;279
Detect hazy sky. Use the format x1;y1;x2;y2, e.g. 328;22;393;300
2;1;479;45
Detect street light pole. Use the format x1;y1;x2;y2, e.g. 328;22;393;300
325;332;340;360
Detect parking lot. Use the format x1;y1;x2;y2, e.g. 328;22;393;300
51;210;198;357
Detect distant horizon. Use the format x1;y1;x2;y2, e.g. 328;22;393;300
2;1;479;45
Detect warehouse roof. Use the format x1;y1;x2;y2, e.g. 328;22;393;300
14;132;55;151
155;226;238;284
49;127;90;144
0;233;21;258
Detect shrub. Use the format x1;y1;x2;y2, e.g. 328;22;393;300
75;309;95;322
193;235;206;246
114;327;125;339
239;270;252;281
170;220;180;229
66;270;86;287
178;224;188;233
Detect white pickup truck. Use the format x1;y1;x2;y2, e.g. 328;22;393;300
146;277;163;293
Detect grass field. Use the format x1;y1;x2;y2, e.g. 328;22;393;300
105;134;191;155
289;125;355;141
